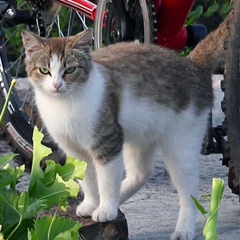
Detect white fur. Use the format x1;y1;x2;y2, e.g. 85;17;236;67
40;54;66;93
118;90;209;239
35;61;104;152
33;60;211;240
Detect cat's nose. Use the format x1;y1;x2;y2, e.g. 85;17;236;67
53;82;62;90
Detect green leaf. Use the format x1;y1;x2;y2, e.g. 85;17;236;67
203;178;224;240
1;164;25;190
28;216;81;240
220;3;230;15
203;3;219;18
17;192;29;215
30;174;80;208
0;189;21;235
55;156;87;181
186;6;203;25
0;225;4;240
8;218;34;240
0;154;18;168
23;199;48;219
191;195;208;216
0;80;16;127
201;194;211;200
0;170;13;188
28;229;37;240
29;127;52;194
40;161;56;187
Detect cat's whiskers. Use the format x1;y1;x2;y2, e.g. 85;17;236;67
69;92;75;106
69;84;84;95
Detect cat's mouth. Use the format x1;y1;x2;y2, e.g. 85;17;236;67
46;87;68;96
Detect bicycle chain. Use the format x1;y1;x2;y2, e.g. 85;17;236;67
147;0;158;44
30;11;45;37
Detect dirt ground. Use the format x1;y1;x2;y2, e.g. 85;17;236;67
1;75;240;240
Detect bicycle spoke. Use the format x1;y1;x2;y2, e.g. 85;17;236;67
15;48;25;77
67;10;74;36
95;0;157;49
76;12;88;30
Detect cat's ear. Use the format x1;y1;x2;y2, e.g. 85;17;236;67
71;29;93;47
21;30;46;58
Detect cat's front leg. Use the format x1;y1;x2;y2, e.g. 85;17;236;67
76;159;99;217
91;153;124;222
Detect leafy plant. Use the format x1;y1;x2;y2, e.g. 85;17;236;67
28;215;81;240
186;0;231;25
0;127;87;240
29;127;86;208
192;178;224;240
181;1;230;56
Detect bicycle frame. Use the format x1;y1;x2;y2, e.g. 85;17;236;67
54;0;195;50
55;0;97;21
154;0;194;49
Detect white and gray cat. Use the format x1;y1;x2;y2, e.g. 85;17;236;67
21;14;228;240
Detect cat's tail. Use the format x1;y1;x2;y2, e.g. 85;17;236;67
188;10;233;73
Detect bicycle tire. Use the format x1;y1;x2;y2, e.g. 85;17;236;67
0;3;44;163
94;0;157;49
0;0;93;163
221;0;240;196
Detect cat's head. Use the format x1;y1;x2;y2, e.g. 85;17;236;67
22;29;93;96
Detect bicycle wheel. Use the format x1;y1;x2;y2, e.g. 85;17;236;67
0;0;93;163
221;0;240;196
94;0;157;49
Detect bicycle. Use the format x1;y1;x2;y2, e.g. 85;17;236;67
0;0;205;159
0;0;239;197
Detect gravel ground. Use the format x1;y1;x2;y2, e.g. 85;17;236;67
1;75;239;240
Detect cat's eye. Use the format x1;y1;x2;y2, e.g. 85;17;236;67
39;67;49;75
64;67;76;74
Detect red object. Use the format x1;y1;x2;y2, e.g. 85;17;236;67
56;0;195;50
58;0;97;21
154;0;194;50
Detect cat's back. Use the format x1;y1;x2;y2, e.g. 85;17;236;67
92;42;213;112
92;42;204;83
92;42;180;71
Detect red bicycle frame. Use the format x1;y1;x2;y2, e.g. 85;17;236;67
55;0;195;50
56;0;97;21
154;0;194;50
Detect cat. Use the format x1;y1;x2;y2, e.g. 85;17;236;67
21;13;228;240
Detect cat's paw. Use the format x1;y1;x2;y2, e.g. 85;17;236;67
170;230;194;240
76;201;97;217
92;206;118;222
